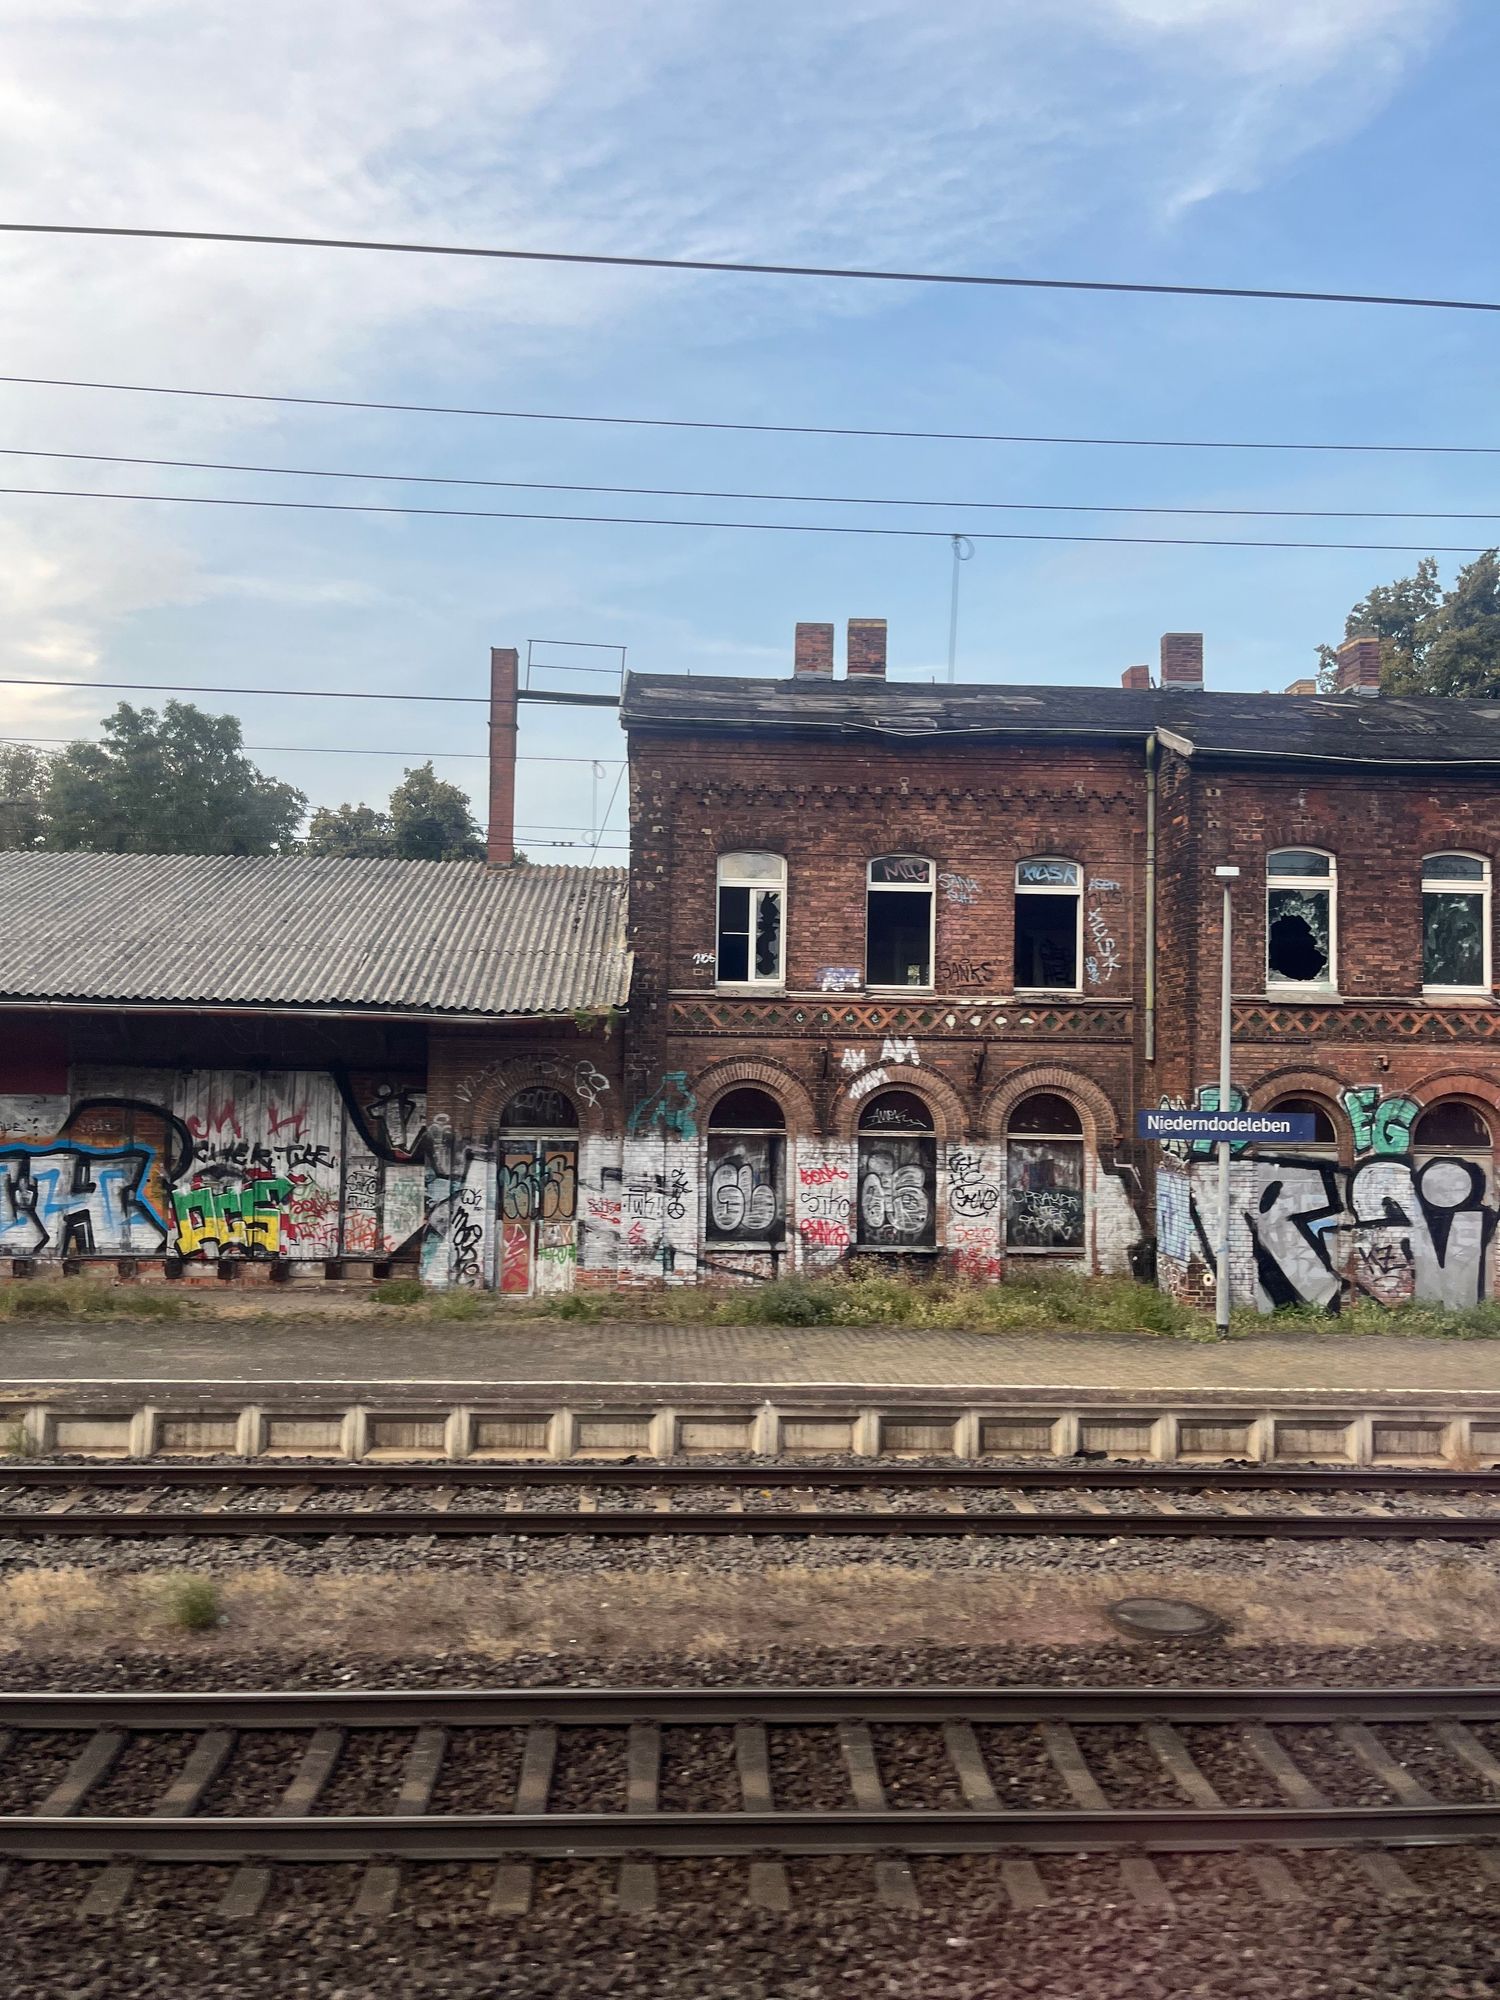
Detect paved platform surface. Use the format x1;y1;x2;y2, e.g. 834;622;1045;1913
1;1316;1497;1397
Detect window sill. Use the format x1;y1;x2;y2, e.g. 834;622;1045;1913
1420;990;1496;1005
1257;988;1342;1002
854;1243;938;1255
1014;989;1085;1001
865;985;935;996
705;1240;785;1253
1005;1245;1086;1257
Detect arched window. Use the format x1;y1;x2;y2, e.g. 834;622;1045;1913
716;852;785;986
1267;849;1336;989
1414;1101;1493;1155
866;857;934;988
856;1090;936;1247
1005;1092;1085;1251
498;1086;579;1294
1268;1094;1339;1161
1423;854;1490;992
706;1088;786;1243
1014;858;1083;992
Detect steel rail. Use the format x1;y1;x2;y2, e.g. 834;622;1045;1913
5;1684;1500;1728
5;1464;1499;1493
4;1506;1500;1540
6;1802;1500;1861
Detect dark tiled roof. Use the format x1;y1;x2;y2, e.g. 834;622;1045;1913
621;673;1500;766
0;854;631;1016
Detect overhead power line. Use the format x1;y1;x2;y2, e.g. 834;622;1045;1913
5;445;1498;522
0;482;1494;556
2;372;1495;459
0;732;619;763
3;220;1498;314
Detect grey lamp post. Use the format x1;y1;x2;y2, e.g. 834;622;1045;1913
1213;865;1240;1334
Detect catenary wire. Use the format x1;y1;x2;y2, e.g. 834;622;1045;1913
3;220;1498;314
0;482;1494;554
0;734;619;761
589;762;627;866
2;372;1497;459
4;445;1498;522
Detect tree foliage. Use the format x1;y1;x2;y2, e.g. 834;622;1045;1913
304;761;484;861
44;703;306;854
0;745;52;851
1319;552;1500;696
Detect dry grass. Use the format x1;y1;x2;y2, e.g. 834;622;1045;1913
3;1557;1498;1663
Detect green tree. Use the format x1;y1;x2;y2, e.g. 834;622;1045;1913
305;801;394;858
0;744;52;850
44;702;306;854
303;763;484;861
1318;552;1500;695
387;762;484;860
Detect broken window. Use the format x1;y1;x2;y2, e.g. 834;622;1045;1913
866;856;933;987
1005;1093;1085;1251
716;853;785;985
1013;858;1082;990
1266;849;1335;988
1423;853;1489;991
856;1090;935;1246
706;1088;786;1243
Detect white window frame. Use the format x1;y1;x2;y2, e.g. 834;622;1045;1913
1421;852;1491;995
865;855;935;991
1013;856;1084;995
1266;848;1338;992
715;852;786;988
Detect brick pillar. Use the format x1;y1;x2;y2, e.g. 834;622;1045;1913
488;646;519;866
1334;634;1382;697
1121;664;1151;690
1160;633;1203;689
847;618;887;679
793;623;834;677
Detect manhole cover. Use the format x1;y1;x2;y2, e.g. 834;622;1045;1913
1106;1596;1224;1640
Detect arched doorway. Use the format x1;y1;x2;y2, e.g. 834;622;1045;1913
706;1088;786;1245
1409;1101;1496;1307
498;1085;579;1294
1005;1092;1085;1252
856;1090;936;1248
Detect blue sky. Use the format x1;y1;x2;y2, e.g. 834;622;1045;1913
0;0;1495;857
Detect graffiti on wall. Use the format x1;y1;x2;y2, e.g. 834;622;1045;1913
627;1072;698;1140
707;1138;783;1241
1160;1082;1498;1311
947;1149;1000;1218
938;872;980;906
857;1140;934;1246
0;1073;428;1265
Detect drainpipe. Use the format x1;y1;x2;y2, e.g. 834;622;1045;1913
1144;733;1157;1064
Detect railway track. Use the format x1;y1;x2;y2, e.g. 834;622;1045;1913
5;1461;1500;1540
4;1685;1500;1914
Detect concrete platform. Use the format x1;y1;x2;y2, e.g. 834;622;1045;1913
4;1316;1500;1466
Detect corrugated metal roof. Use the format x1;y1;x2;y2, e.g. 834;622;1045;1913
0;854;631;1017
622;672;1500;767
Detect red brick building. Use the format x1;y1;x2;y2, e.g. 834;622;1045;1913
619;622;1500;1310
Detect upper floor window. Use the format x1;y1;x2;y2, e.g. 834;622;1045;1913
1423;853;1490;992
716;852;784;985
1013;858;1082;992
866;856;933;987
1266;849;1336;989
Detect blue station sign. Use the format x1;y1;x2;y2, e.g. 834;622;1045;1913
1137;1109;1317;1144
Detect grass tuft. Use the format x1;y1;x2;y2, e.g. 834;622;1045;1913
0;1281;182;1322
163;1574;222;1632
372;1277;424;1305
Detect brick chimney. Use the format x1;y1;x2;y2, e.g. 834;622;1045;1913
847;617;887;679
487;645;519;865
793;622;834;678
1160;632;1203;689
1121;664;1151;690
1284;677;1318;697
1334;634;1382;698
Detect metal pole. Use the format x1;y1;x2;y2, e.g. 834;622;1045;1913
946;535;973;683
1216;873;1234;1334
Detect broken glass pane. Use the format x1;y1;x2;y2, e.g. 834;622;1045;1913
1423;890;1484;987
754;889;781;978
1006;1139;1084;1249
1267;887;1330;984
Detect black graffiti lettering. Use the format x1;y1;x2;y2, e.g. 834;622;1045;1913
938;957;998;987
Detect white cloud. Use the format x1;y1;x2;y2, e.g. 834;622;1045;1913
0;0;1453;692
